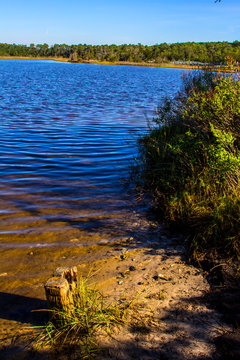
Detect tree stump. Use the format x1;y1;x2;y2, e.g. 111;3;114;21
45;276;71;310
44;266;78;320
53;266;78;291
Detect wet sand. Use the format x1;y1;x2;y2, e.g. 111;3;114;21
0;208;230;360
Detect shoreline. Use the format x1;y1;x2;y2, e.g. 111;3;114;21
0;212;234;359
0;56;229;71
0;230;232;360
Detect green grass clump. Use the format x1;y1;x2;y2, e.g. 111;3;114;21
35;276;129;359
134;68;240;259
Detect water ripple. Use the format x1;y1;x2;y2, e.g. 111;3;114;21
0;60;183;246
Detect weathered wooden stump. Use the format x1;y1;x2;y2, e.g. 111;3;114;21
45;276;71;309
53;266;78;291
44;266;78;320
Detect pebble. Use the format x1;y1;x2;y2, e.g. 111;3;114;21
120;253;128;260
99;239;108;244
0;272;7;277
129;266;136;271
153;274;169;281
70;238;79;243
118;280;123;285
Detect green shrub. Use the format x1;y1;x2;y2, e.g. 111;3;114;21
135;69;240;258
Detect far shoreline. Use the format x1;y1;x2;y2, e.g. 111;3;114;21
0;55;230;71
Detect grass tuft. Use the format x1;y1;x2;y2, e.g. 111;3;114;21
34;275;130;359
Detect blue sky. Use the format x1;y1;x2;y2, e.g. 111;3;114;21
0;0;239;45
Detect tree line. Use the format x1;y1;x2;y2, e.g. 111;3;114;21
0;41;240;64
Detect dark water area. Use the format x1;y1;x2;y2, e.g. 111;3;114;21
0;60;183;249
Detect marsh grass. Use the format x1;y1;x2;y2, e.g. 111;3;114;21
34;276;133;359
133;65;240;259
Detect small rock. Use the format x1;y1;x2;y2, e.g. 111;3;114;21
99;239;108;244
153;274;169;281
120;249;128;260
70;238;79;243
129;266;136;271
0;272;7;277
118;280;123;285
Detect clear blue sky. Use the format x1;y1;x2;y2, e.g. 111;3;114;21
0;0;239;45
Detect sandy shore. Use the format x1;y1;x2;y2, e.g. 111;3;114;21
0;56;216;70
0;209;231;360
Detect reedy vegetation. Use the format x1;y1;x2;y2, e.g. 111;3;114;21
35;276;130;359
134;65;240;258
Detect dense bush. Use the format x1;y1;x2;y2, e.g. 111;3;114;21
135;68;240;258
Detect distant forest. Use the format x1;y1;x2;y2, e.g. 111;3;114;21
0;41;240;64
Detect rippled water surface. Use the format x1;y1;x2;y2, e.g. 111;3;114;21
0;60;183;249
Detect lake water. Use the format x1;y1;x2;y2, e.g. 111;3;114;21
0;60;183;251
